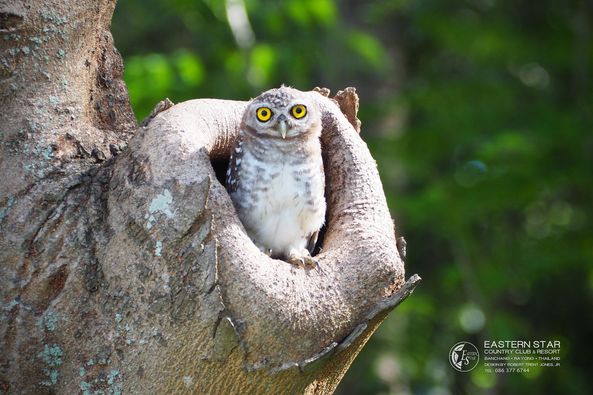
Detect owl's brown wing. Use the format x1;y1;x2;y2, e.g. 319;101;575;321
226;136;244;193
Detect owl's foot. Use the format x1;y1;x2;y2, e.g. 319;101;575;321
286;250;320;270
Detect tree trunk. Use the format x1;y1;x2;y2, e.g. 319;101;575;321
0;1;419;394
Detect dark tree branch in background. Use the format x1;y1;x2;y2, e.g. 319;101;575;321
0;0;418;393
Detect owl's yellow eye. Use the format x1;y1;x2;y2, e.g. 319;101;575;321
291;104;307;119
256;107;273;122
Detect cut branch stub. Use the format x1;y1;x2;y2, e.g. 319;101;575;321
104;88;415;393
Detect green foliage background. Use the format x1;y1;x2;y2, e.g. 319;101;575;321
113;1;593;394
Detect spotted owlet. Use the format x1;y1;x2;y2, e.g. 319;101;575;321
226;86;326;267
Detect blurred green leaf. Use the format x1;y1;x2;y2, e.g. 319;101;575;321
248;43;276;87
347;31;387;70
175;50;204;86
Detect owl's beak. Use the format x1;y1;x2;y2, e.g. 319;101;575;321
279;119;288;139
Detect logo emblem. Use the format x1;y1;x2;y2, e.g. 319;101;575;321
449;341;480;372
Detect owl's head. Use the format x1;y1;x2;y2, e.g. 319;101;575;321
242;86;321;140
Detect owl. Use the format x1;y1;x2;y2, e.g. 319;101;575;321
226;86;326;268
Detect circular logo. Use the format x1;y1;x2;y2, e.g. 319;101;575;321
449;341;480;372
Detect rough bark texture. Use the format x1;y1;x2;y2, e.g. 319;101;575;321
0;1;418;394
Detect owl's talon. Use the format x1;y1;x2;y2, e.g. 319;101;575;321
286;253;320;270
286;257;306;268
303;255;320;270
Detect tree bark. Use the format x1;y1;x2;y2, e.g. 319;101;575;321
0;1;419;394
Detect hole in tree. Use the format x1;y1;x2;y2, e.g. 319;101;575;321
210;157;230;187
0;12;24;31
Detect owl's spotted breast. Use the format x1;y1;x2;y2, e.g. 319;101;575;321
228;137;325;258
